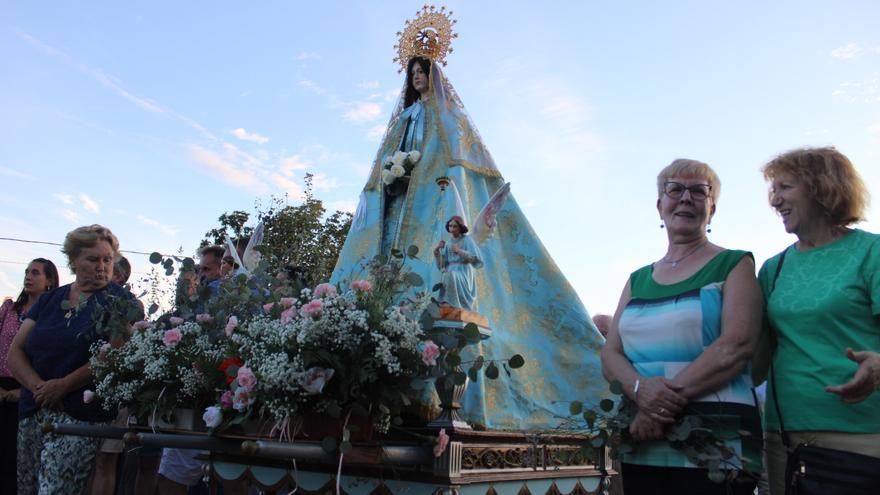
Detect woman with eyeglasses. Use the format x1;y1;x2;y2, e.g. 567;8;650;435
601;159;763;494
755;147;880;494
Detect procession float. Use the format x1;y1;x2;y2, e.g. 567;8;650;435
51;6;616;494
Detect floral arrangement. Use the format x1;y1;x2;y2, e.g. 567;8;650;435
204;248;438;439
90;245;524;457
90;319;226;421
381;150;421;194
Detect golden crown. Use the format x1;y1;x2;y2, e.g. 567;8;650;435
393;4;458;73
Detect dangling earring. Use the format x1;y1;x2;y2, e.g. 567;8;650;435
707;226;712;233
660;222;665;229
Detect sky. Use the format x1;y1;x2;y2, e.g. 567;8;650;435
1;1;879;316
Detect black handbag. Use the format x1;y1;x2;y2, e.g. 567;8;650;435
768;247;880;495
782;443;880;495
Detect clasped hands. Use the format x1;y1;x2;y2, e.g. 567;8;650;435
630;376;687;442
434;241;466;256
33;378;70;410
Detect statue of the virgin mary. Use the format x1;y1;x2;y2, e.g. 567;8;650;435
332;6;606;430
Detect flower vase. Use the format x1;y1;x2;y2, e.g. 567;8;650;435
427;368;472;430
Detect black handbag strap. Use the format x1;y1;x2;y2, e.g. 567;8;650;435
768;246;792;448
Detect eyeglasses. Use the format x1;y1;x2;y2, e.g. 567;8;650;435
663;182;712;201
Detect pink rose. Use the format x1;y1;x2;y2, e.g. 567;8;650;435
132;320;152;332
419;341;440;367
236;366;258;391
434;428;450;457
83;390;95;404
225;315;238;337
195;313;213;323
262;302;275;313
313;283;337;298
281;307;297;324
349;280;373;292
279;297;295;308
220;390;234;409
302;367;335;394
163;328;182;347
301;299;323;318
233;386;254;412
169;316;184;326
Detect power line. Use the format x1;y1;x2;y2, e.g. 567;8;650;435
0;237;179;257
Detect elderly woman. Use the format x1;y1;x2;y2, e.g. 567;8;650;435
434;215;483;310
757;147;880;494
0;258;59;493
601;159;763;494
8;225;140;494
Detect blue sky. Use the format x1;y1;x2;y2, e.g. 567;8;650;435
1;1;878;315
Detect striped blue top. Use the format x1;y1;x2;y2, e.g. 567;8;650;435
619;250;761;470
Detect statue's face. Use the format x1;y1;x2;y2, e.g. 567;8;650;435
447;220;462;237
410;62;429;94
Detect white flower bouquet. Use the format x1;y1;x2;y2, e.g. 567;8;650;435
90;319;226;422
382;150;421;193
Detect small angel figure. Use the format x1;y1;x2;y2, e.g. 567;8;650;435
434;216;483;310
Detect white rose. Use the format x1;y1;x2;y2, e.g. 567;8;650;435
390;164;406;178
302;367;335;394
382;169;395;185
391;150;408;168
407;150;421;163
202;406;222;428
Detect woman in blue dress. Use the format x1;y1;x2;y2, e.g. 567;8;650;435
433;216;482;310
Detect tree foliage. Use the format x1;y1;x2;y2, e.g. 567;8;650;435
201;174;352;285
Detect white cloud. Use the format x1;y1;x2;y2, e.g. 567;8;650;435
831;42;862;60
0;166;36;181
231;127;269;144
310;173;338;191
832;78;880;103
358;80;380;90
60;209;80;222
16;30;220;143
299;79;329;96
187;144;267;193
136;214;182;236
296;52;321;61
80;194;100;214
343;102;383;123
55;193;74;205
868;120;880;134
270;173;305;200
280;155;309;176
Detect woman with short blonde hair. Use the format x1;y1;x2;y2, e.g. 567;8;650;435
8;224;141;494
